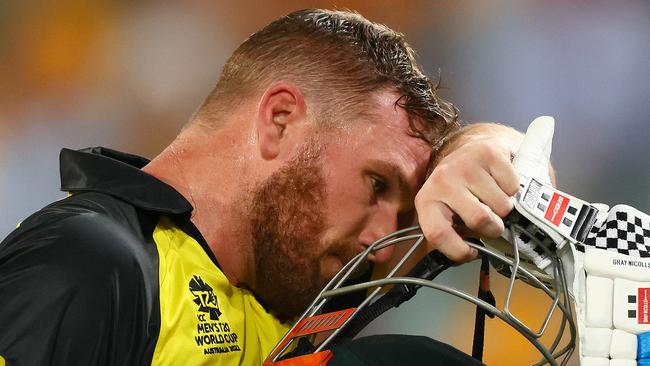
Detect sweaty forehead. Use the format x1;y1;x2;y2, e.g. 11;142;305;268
358;91;432;184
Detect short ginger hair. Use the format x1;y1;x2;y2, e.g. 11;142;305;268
196;9;459;151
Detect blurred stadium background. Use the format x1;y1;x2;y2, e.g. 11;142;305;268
1;1;648;364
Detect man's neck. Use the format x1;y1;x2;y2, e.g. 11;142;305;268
142;130;257;288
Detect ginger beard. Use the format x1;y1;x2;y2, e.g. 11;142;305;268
250;144;358;319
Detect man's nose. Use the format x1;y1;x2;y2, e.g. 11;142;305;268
358;208;399;264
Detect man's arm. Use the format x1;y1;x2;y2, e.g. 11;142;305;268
415;122;547;263
0;211;157;365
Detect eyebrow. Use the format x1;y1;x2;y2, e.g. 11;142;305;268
367;159;415;204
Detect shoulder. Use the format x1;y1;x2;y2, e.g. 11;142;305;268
1;194;157;291
0;197;160;364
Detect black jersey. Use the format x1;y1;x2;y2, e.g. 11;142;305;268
0;147;289;366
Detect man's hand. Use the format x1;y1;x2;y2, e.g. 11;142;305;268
415;123;523;263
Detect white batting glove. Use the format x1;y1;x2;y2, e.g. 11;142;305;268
512;115;555;185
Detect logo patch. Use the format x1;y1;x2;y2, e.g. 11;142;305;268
190;275;222;321
639;288;650;324
189;275;241;355
545;193;569;226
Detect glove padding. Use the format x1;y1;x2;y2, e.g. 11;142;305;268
512;115;555;185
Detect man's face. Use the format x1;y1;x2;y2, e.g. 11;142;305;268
250;90;432;319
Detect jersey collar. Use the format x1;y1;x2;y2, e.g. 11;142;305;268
59;147;193;215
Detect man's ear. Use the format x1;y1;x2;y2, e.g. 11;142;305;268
256;82;307;160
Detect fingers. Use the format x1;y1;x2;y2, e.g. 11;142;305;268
485;147;520;196
416;134;521;263
466;167;515;218
420;201;479;263
443;179;505;238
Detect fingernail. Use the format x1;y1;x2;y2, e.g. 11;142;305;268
471;247;479;260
